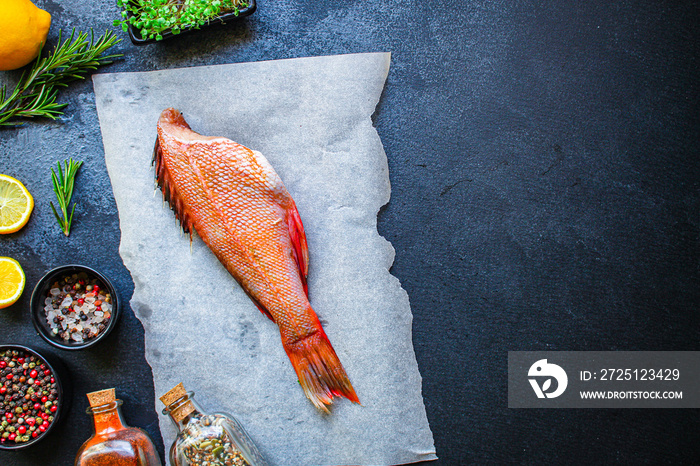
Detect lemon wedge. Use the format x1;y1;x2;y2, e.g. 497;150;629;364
0;174;34;234
0;257;26;309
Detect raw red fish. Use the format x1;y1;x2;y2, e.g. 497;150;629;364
154;108;359;412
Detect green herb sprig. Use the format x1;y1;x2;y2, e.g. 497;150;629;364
0;29;121;126
50;159;83;237
115;0;248;41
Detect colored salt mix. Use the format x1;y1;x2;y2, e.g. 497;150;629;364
44;272;113;343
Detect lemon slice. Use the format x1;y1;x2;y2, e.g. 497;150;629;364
0;174;34;234
0;257;25;309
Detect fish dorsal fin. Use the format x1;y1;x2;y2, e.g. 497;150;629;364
252;298;275;322
153;135;194;240
287;202;309;297
241;288;275;322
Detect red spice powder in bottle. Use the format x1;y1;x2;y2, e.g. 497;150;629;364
74;388;162;466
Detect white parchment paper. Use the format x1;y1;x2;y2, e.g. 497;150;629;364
93;52;436;466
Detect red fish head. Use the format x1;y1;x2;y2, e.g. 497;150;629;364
159;107;191;130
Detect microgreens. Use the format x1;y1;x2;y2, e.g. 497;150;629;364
114;0;249;41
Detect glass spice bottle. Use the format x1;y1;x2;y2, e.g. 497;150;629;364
160;383;268;466
75;388;162;466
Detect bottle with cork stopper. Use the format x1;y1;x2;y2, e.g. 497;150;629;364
75;388;162;466
160;382;268;466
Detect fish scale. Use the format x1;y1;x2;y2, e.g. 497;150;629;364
154;108;359;412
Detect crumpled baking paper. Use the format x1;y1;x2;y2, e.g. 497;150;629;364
93;52;436;466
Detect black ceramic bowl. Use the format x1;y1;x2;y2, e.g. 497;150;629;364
30;265;120;351
0;344;71;450
124;0;257;45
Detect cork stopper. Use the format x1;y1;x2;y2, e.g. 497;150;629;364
159;382;187;407
160;383;194;423
87;388;116;408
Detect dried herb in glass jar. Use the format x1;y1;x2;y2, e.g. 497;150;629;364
160;383;267;466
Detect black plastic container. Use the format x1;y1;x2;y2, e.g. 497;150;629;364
30;265;120;351
0;344;72;450
124;0;257;46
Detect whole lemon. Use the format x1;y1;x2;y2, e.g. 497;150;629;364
0;0;51;71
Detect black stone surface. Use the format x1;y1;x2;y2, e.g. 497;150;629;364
1;0;699;464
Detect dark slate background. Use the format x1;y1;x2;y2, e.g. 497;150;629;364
1;0;699;464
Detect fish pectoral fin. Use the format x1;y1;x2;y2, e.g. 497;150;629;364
287;202;309;296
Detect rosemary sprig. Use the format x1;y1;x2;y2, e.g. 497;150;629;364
50;159;83;237
0;29;122;126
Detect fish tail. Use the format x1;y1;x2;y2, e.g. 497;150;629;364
284;330;359;413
